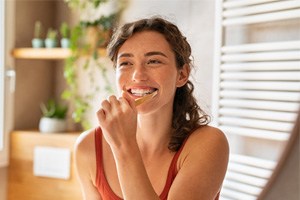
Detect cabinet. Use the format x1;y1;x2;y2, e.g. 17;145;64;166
7;130;82;200
8;48;96;200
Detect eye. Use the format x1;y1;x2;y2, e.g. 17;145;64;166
147;59;162;65
117;61;132;69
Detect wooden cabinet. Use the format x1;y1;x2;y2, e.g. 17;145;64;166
9;48;96;199
7;131;82;200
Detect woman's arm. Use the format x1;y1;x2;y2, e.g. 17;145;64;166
74;130;102;200
168;126;229;200
97;95;160;200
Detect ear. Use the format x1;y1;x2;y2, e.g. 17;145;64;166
176;64;190;88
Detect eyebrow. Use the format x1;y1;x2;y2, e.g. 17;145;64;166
117;51;168;59
145;51;168;58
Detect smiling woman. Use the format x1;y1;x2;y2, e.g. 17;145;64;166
74;16;229;200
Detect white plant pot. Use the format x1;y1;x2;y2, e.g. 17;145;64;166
45;38;57;48
60;38;70;48
32;38;44;48
39;117;67;133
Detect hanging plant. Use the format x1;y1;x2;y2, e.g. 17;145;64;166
62;0;126;130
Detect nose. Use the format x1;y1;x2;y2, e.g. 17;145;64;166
132;65;148;82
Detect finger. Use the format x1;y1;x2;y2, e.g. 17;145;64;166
122;91;136;109
108;95;119;106
101;100;111;111
96;108;106;123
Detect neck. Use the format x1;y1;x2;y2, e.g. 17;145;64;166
136;107;173;156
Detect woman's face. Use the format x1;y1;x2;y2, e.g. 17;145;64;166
115;30;186;113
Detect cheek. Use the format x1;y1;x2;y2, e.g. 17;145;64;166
159;71;179;92
116;71;127;92
116;72;124;93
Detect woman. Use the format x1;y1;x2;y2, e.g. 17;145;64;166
74;17;229;200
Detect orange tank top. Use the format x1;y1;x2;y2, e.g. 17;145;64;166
94;127;220;200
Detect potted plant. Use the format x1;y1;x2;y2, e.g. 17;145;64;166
39;99;68;133
32;21;44;48
60;22;71;48
45;28;58;48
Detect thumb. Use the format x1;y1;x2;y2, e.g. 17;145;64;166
121;91;136;109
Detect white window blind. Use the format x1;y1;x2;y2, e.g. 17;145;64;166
213;1;300;199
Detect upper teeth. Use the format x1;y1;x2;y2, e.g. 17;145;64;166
130;89;155;97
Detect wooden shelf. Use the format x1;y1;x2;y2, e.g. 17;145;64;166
12;48;107;60
12;48;71;60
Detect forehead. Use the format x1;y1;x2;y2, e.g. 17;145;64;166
118;31;174;56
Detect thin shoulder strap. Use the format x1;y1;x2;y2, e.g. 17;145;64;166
94;126;103;187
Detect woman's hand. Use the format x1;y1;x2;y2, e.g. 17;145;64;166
96;92;138;150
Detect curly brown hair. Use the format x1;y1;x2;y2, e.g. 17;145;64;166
107;16;210;151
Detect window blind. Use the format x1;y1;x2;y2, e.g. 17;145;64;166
212;0;300;199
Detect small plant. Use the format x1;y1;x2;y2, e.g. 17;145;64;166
40;99;68;119
34;21;43;38
46;28;58;40
32;21;44;48
60;22;70;38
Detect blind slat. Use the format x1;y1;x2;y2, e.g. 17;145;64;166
222;41;300;53
221;51;300;62
223;0;281;9
230;154;276;169
221;61;300;71
221;71;300;81
223;9;300;25
221;81;300;91
219;196;234;200
221;188;257;200
223;1;300;18
228;163;273;178
220;90;300;102
220;125;289;141
223;180;262;196
226;171;268;187
220;117;294;132
219;108;297;122
220;99;300;112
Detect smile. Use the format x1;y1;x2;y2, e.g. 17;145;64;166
128;88;158;97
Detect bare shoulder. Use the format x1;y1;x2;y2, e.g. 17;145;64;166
74;128;95;153
179;125;229;167
74;128;97;182
187;125;228;150
74;128;97;168
170;126;229;199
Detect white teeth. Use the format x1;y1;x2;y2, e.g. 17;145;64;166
130;88;156;97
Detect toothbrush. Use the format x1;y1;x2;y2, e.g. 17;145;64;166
134;90;158;106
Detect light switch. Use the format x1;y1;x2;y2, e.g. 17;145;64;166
33;146;71;180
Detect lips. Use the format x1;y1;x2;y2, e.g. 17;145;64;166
127;87;158;97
